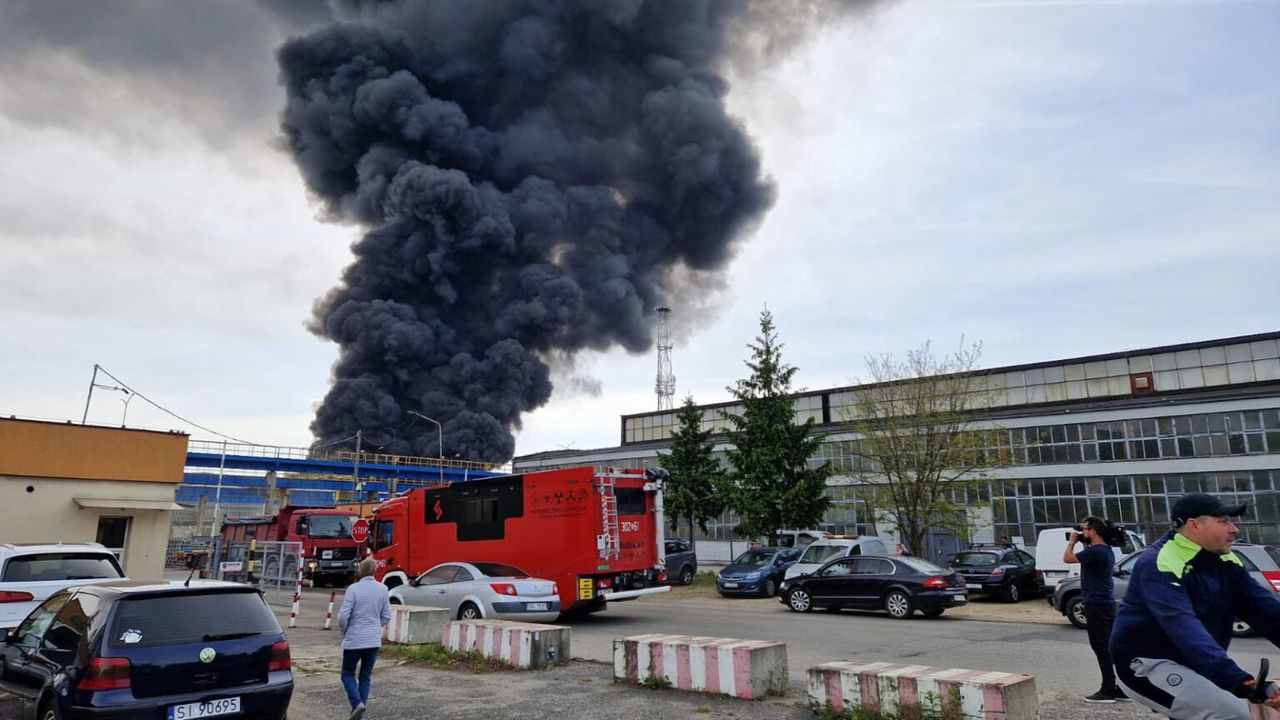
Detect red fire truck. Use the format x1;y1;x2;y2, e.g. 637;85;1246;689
367;466;670;613
220;506;362;585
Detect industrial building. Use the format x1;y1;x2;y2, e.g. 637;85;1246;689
0;417;187;577
514;331;1280;556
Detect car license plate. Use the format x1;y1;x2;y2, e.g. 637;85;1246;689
952;594;967;603
965;583;980;590
322;550;333;559
723;582;738;588
526;602;549;611
168;697;240;719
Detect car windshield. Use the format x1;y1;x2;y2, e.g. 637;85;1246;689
110;591;280;648
897;557;946;575
306;515;358;539
1;552;124;582
952;552;998;567
471;563;527;578
732;550;774;567
799;545;848;564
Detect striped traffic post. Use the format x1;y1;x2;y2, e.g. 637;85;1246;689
288;564;303;628
323;592;336;630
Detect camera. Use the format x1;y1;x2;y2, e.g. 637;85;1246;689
1072;520;1127;547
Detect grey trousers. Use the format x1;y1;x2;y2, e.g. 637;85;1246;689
1118;657;1252;720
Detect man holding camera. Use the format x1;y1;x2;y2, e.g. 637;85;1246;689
1110;493;1280;719
1065;516;1127;703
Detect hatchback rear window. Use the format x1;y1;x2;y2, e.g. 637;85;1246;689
952;552;997;567
2;553;124;582
109;591;280;648
471;563;527;578
898;557;946;575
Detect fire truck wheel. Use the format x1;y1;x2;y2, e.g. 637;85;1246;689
263;557;279;581
458;602;482;620
281;558;298;583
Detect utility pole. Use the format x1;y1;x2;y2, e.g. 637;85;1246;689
353;430;363;500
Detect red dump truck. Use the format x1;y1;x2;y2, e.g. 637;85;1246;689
220;505;362;585
367;466;670;613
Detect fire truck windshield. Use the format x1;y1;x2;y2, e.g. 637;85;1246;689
306;514;359;539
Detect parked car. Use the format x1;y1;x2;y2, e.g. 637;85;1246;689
949;545;1041;603
780;555;968;619
1052;542;1280;637
1;543;126;633
783;536;891;581
664;539;698;585
0;580;292;720
716;547;801;597
388;561;560;622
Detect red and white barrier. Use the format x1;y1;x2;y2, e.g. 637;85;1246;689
443;619;570;670
384;605;449;645
613;634;789;700
287;565;303;629
808;661;1037;720
323;592;336;631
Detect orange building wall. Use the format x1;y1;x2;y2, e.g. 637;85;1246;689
0;418;188;483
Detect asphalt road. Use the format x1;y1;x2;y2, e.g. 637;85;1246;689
266;579;1278;699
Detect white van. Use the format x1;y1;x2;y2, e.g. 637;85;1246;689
783;536;891;580
775;529;830;550
1034;526;1147;589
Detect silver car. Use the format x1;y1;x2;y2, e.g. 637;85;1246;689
1051;542;1280;637
388;561;561;622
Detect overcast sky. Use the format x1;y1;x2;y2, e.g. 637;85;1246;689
1;0;1276;458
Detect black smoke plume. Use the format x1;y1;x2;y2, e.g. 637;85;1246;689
280;0;858;462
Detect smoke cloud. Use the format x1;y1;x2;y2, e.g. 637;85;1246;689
281;0;869;462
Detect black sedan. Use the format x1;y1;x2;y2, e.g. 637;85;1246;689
949;545;1041;603
779;555;968;619
1;580;292;720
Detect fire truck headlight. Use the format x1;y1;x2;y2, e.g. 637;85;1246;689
308;562;318;570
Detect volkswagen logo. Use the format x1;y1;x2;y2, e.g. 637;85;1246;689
199;647;216;664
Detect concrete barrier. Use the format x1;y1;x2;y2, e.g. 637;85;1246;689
442;619;570;670
808;661;1037;720
383;604;449;645
613;634;788;700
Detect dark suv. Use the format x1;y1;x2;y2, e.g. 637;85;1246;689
949;545;1041;603
0;580;292;719
664;539;698;585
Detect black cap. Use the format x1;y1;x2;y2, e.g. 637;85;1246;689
1170;493;1247;526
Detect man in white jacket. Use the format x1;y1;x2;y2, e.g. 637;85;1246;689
338;558;392;720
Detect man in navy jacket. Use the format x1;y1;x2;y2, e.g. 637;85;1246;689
1111;493;1280;719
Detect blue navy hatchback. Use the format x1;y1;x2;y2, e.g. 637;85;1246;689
0;580;292;720
716;547;801;597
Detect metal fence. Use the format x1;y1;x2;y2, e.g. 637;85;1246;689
210;540;304;606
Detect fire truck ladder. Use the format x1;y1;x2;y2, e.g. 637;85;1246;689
597;473;622;561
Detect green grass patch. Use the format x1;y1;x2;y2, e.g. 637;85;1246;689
638;674;673;690
381;643;512;673
814;689;966;720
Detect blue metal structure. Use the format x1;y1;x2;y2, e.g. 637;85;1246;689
180;440;504;508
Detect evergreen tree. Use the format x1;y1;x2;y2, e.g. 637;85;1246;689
659;395;727;546
723;309;832;543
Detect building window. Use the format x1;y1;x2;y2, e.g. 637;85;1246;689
96;516;130;565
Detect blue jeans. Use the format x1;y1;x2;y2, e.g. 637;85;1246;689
341;647;379;709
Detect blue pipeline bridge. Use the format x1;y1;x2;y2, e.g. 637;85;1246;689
179;439;505;512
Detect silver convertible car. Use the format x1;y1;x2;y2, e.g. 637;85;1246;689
388;561;561;622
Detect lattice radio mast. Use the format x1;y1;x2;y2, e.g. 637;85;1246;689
655;306;675;411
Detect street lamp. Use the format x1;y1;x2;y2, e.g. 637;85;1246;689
119;390;134;426
406;411;445;486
